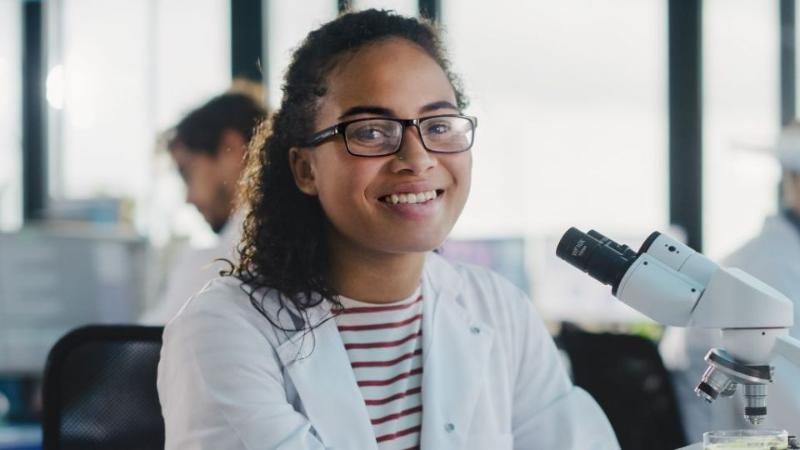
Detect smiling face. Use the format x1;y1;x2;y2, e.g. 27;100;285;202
290;38;472;259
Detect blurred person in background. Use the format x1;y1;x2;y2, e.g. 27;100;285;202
140;88;268;324
660;122;800;441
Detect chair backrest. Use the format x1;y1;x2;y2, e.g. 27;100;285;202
557;323;687;450
42;325;165;450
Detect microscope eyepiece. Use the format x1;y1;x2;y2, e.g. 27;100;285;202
556;227;639;294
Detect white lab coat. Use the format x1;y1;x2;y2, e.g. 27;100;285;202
660;214;800;441
140;209;244;325
157;252;619;450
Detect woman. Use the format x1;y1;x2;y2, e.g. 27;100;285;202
157;9;619;450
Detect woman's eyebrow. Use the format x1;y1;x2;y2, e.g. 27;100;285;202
419;100;458;113
338;105;395;120
337;100;458;120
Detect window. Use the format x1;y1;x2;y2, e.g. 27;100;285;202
443;0;668;238
703;0;780;259
266;0;337;109
442;0;667;323
46;0;231;244
0;0;22;231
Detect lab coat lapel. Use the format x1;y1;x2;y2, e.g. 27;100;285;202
420;254;495;449
275;309;378;450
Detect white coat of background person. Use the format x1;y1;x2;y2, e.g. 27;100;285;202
660;123;800;441
140;91;267;324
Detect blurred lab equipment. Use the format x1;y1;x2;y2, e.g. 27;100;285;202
0;226;147;375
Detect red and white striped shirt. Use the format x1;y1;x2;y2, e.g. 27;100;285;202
334;287;424;450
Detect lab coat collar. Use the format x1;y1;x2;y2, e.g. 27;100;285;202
274;252;494;449
275;311;378;450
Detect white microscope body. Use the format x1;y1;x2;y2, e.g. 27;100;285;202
556;228;800;426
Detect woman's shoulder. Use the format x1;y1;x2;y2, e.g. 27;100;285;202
175;276;257;319
425;253;553;368
166;276;315;349
427;252;527;297
425;252;537;324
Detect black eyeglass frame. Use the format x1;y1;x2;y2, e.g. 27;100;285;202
303;114;478;157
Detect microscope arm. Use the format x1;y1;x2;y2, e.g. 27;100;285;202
614;257;794;332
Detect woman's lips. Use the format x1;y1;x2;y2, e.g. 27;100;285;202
378;189;445;220
379;189;441;205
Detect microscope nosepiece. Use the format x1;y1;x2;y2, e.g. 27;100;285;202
695;349;773;425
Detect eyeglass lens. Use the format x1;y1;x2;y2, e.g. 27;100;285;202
344;116;474;156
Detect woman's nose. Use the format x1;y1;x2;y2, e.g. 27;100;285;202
392;126;437;174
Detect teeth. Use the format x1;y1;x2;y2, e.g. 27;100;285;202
382;190;439;205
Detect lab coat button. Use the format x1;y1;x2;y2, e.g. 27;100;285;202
470;326;481;335
444;423;455;433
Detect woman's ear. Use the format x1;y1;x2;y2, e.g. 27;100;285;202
289;147;319;196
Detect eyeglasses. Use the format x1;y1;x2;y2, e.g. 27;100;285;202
303;114;478;157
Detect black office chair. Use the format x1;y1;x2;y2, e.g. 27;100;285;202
557;323;687;450
42;325;165;450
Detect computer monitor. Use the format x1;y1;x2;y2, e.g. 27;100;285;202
0;226;148;374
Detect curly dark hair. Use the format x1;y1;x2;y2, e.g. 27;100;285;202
228;9;468;332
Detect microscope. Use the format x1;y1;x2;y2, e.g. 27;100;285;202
555;228;800;433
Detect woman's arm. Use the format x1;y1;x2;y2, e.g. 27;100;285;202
509;289;620;450
157;297;328;450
